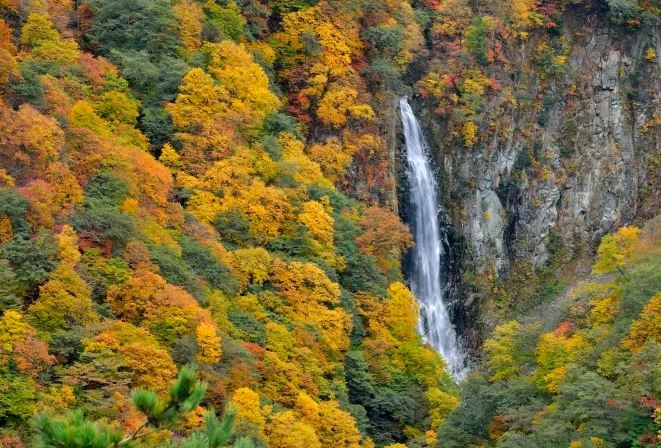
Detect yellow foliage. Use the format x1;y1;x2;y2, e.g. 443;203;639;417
205;41;280;121
462;121;478;148
159;143;182;170
588;283;622;326
167;67;229;131
0;215;11;242
246;41;276;65
266;410;321;448
592;226;641;275
20;13;58;47
1;104;64;171
220;180;294;242
425;387;460;430
484;321;521;380
0;169;14;187
307;137;353;183
315;400;363;448
95;91;140;126
299;200;334;245
0;310;54;378
233;247;272;286
534;325;587;393
511;0;540;29
195;322;222;364
56;225;80;267
31;38;79;63
295;392;320;427
141;219;181;254
202;149;255;195
69;100;111;136
172;0;203;58
356;206;413;273
462;78;487;96
275;7;355;83
83;321;177;392
0;310;30;368
232;387;265;438
317;86;374;128
280;133;332;188
121;197;139;216
624;292;661;352
383;282;419;342
645;47;657;61
265;322;296;360
28;234;96;332
106;269;208;343
272;260;351;356
207;290;233;333
187;190;222;223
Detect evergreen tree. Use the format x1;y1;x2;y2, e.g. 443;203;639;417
34;366;254;448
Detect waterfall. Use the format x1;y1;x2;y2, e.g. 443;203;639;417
399;98;467;380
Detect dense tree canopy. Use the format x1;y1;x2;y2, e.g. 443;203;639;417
0;0;658;447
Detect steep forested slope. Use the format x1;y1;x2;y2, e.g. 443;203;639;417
439;217;661;447
0;0;659;448
0;1;455;447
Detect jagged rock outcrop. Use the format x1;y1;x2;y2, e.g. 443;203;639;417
417;12;660;277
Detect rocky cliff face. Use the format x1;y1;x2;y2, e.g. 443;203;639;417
402;7;660;342
425;16;658;270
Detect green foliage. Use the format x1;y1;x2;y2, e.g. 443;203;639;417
606;0;643;23
0;375;37;427
34;366;254;448
80;248;132;301
72;208;135;256
334;215;387;295
465;17;490;64
149;244;205;299
48;327;85;365
86;0;181;57
0;259;21;311
363;26;405;54
214;210;258;249
263;112;300;138
72;172;135;255
0;188;31;237
1;232;59;296
228;309;266;346
180;236;239;295
33;410;122;448
269;0;319;16
202;1;247;42
84;172;131;209
440;218;661;447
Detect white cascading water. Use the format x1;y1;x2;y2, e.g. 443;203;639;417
399;98;467;380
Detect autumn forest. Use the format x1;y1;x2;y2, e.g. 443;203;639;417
0;0;659;447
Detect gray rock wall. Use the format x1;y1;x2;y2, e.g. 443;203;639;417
418;13;660;277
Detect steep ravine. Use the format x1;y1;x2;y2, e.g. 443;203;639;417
399;8;661;347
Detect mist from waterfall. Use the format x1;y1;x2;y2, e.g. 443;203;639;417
399;98;468;380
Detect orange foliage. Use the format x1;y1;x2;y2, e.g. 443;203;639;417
173;0;203;57
356;206;413;272
83;321;177;392
107;269;209;342
0;311;54;377
0;103;64;179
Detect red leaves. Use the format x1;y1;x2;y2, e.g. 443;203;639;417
243;341;266;357
553;321;575;336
